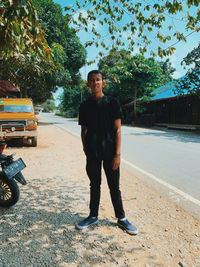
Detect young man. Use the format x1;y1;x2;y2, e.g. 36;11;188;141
76;70;138;235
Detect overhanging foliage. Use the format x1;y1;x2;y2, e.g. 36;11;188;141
65;0;200;57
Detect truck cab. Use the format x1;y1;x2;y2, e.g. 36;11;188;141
0;98;38;146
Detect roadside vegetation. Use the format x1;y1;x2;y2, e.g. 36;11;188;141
0;0;86;105
0;0;199;117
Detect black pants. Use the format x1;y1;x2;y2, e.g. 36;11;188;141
86;156;125;219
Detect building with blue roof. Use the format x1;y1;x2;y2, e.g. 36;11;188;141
151;79;188;101
152;81;177;100
146;79;200;128
122;77;200;128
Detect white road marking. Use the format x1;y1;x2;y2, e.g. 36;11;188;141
127;134;156;142
122;158;200;207
59;123;200;206
42;117;200;216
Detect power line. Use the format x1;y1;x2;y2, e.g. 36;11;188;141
110;0;167;49
164;30;197;50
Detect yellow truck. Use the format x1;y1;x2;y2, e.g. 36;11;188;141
0;98;38;146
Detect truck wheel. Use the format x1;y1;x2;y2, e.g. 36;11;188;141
32;137;37;147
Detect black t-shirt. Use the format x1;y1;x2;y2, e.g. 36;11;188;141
79;95;123;160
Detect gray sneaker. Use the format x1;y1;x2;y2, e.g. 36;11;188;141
75;216;99;230
117;218;138;235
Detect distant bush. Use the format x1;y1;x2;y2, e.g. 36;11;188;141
55;111;77;118
55;111;66;117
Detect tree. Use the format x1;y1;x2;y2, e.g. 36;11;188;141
31;0;87;103
0;0;50;58
40;98;56;112
0;0;63;103
0;0;86;104
33;0;86;81
60;81;90;115
157;58;176;84
176;43;200;95
99;49;163;119
65;0;200;58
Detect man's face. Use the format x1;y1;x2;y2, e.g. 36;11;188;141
87;73;106;95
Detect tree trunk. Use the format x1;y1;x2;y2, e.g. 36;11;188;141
20;87;28;98
133;84;138;120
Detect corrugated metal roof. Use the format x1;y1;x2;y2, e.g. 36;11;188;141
152;78;188;101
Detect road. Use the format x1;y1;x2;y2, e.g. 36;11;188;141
39;113;200;205
2;114;199;266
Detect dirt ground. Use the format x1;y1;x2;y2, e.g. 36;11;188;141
0;117;199;267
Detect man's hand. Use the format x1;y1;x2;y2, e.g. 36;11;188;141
81;125;87;155
113;118;121;170
112;155;120;170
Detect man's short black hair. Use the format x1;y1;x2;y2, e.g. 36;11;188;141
87;70;104;81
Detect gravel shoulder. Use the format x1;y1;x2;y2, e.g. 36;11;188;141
0;118;199;267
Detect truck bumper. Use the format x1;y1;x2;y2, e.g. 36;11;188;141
0;131;38;138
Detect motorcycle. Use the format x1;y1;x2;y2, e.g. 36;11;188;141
0;140;26;207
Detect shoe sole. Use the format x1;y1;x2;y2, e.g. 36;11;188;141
75;220;99;230
117;223;138;235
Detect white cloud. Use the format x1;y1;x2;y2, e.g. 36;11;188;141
166;54;177;67
157;53;185;79
173;71;183;79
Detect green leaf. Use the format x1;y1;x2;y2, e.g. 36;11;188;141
23;5;29;15
12;22;21;36
21;0;27;5
8;0;13;6
0;19;5;26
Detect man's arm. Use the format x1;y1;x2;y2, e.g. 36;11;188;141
81;125;87;153
112;118;121;170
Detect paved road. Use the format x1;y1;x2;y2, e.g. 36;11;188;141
39;113;200;204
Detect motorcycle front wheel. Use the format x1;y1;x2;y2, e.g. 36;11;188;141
0;176;20;207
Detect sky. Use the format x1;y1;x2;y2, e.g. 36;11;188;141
53;0;200;103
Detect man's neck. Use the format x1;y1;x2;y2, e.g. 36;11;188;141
92;92;104;100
